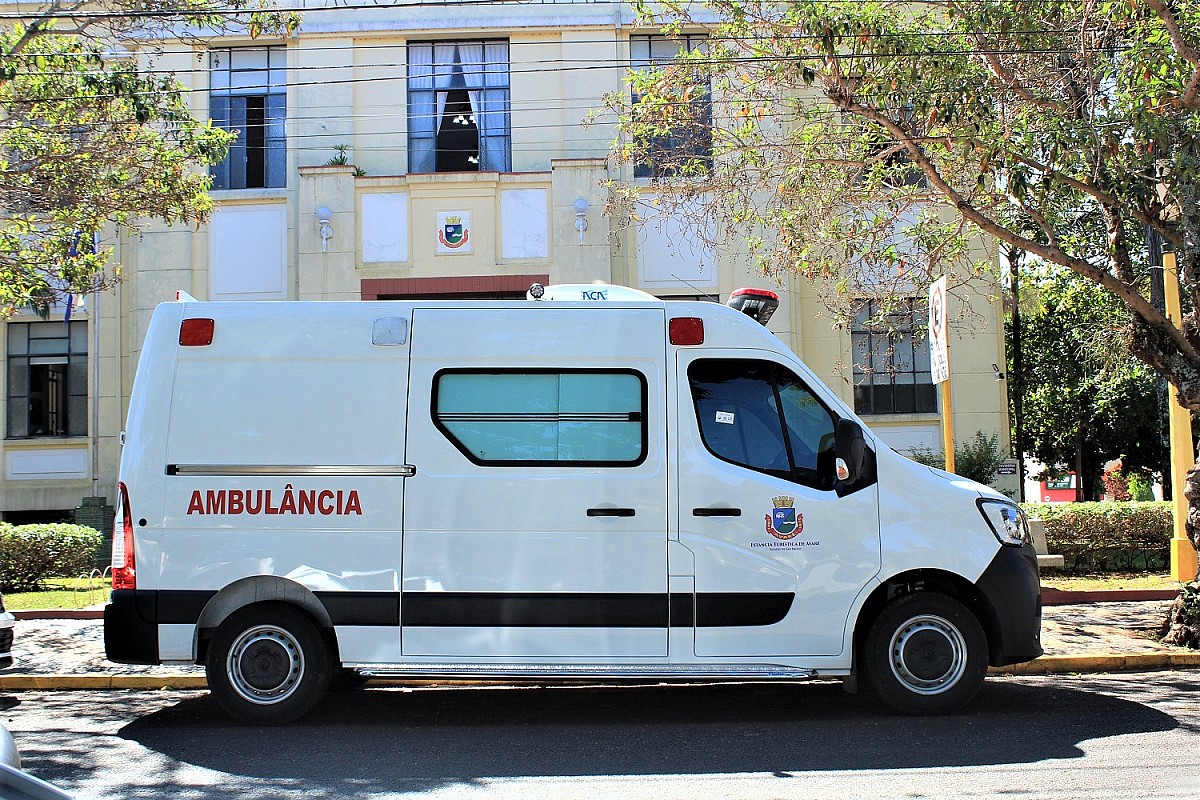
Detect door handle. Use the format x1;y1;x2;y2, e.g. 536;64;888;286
693;507;742;517
587;507;636;517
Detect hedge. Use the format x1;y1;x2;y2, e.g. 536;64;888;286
1021;501;1172;573
0;523;103;593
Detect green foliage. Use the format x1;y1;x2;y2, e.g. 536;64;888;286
1127;472;1155;502
325;144;367;176
605;0;1200;418
1022;502;1172;573
0;3;301;315
956;431;1005;487
1012;266;1164;499
0;523;102;593
908;430;1004;487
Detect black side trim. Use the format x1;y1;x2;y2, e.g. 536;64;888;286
670;592;694;627
401;592;794;628
102;589;797;633
975;543;1043;666
696;592;793;627
315;591;399;626
104;591;160;665
402;592;668;628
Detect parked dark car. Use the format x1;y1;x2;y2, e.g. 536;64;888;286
0;593;13;670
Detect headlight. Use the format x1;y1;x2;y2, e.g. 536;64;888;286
977;499;1031;547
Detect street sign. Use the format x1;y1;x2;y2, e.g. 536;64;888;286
928;276;949;384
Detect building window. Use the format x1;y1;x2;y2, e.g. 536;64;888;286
631;35;712;178
433;370;646;465
210;47;286;190
851;300;936;415
6;321;88;438
408;41;511;173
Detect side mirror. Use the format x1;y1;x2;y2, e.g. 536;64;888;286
835;418;866;484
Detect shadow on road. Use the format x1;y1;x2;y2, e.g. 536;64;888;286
107;676;1183;794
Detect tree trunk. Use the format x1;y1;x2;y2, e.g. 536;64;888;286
1161;450;1200;648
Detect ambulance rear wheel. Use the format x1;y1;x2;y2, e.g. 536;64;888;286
863;593;987;715
206;603;332;725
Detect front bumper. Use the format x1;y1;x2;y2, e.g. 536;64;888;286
0;611;15;670
976;542;1044;666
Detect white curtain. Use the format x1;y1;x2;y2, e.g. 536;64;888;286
457;44;485;168
408;44;435;172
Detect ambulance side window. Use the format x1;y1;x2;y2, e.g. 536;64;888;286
689;359;836;489
433;369;647;466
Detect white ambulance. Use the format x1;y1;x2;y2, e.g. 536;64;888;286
104;285;1041;724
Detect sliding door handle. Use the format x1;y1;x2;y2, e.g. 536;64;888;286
693;507;742;517
587;507;636;517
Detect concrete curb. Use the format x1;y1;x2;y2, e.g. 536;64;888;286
989;652;1200;675
0;653;1197;691
1040;588;1180;605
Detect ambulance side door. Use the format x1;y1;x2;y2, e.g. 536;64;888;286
401;307;670;659
676;350;881;657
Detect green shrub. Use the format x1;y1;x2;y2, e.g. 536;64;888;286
908;430;1005;487
1021;501;1172;573
0;523;102;593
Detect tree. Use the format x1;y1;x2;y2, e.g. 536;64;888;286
0;1;299;315
607;0;1200;635
1014;265;1165;501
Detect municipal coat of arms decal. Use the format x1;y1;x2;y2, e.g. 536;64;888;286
765;495;803;540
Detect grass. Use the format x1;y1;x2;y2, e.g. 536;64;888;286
3;576;109;611
1040;572;1181;591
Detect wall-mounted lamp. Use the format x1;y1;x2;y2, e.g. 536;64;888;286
993;363;1005;382
574;198;589;245
316;206;334;253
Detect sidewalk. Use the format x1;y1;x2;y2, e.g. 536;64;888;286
0;599;1197;690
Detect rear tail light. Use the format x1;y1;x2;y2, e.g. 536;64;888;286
111;482;136;590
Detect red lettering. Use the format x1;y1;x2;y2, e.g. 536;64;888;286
187;491;204;515
318;490;335;515
229;490;244;515
207;490;226;515
246;490;264;515
344;490;362;516
299;490;316;515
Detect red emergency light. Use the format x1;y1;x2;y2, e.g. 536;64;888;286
727;288;780;326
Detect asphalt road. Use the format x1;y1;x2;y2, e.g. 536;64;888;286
2;672;1198;800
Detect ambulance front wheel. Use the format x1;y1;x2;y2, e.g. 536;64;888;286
863;593;988;715
206;603;332;725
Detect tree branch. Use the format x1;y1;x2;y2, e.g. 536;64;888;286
833;93;1200;366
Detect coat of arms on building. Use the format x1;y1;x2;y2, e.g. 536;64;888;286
436;211;472;254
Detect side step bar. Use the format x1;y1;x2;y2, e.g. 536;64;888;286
354;663;817;680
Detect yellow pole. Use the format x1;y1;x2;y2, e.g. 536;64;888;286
942;349;956;474
1163;252;1198;582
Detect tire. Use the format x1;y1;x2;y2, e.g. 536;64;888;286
206;603;332;725
863;593;988;715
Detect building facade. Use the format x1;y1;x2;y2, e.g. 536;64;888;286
0;1;1015;526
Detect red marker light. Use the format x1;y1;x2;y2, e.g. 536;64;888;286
669;317;704;346
179;318;214;346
